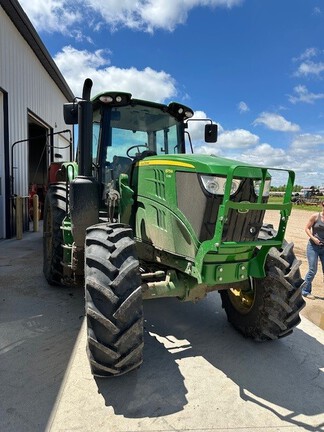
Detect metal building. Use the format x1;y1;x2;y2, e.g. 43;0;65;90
0;0;74;238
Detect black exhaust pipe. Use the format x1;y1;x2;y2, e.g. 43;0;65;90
82;78;93;101
71;78;99;265
78;79;93;177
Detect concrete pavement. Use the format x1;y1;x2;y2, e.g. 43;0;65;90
0;227;323;432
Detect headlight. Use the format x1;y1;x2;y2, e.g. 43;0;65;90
253;179;271;196
200;175;241;196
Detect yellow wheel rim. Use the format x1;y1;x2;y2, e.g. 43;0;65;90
228;278;255;315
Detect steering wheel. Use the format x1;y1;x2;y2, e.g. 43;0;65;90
126;145;149;159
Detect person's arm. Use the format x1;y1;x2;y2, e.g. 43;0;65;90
305;214;321;245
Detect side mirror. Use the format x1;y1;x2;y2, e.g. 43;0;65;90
63;102;78;125
205;123;218;143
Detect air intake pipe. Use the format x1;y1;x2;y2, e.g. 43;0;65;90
70;78;100;271
78;78;93;177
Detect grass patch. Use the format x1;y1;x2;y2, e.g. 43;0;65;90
269;195;323;212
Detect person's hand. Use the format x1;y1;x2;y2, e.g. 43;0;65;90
313;237;322;245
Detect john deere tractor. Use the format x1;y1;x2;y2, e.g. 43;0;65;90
43;79;305;377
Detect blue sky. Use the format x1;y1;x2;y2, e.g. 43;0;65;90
20;0;324;186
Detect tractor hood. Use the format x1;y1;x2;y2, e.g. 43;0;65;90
137;153;267;179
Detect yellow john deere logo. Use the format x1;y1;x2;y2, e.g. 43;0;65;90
137;160;194;168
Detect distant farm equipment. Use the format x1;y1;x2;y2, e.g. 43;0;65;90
291;188;323;205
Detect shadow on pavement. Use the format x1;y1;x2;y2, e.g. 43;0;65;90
0;231;85;432
96;294;324;431
95;327;188;417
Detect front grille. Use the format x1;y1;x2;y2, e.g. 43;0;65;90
176;173;266;243
221;179;266;242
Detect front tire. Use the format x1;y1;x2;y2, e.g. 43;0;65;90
43;184;67;285
85;223;143;377
220;241;305;341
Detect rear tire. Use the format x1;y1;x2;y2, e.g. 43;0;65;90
220;240;305;341
85;223;143;377
43;184;67;285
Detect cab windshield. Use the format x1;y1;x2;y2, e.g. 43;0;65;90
92;103;184;165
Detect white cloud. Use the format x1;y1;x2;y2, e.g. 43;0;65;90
90;0;244;32
239;136;324;186
19;0;82;34
237;101;249;113
253;112;300;132
291;133;324;150
240;143;290;167
194;144;223;156
293;47;318;62
54;46;177;101
217;129;259;148
288;85;324;104
193;138;295;185
292;48;324;78
191;127;324;186
295;60;324;77
192;126;259;161
20;0;244;34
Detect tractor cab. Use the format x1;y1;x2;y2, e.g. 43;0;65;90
64;83;217;219
90;93;194;194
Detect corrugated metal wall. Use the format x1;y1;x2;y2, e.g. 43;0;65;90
0;7;73;237
1;9;72;195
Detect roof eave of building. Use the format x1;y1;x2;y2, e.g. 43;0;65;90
1;0;75;102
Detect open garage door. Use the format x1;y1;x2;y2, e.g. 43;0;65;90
28;114;51;220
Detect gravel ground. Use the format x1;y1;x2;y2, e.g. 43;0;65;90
264;208;324;329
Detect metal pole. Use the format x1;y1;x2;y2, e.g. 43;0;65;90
33;194;39;232
16;196;23;240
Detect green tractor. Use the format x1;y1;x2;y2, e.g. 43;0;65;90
43;78;305;377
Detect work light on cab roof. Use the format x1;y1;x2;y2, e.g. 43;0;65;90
97;91;131;105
